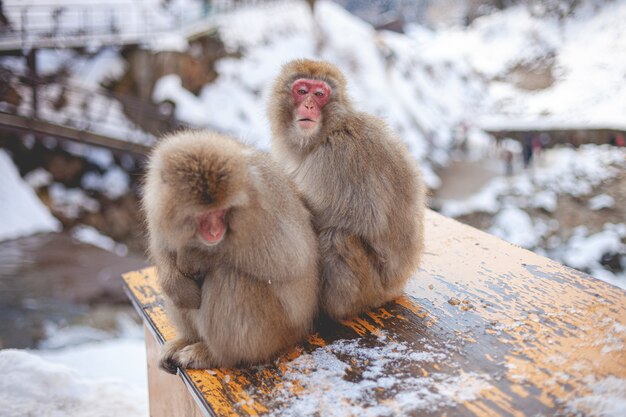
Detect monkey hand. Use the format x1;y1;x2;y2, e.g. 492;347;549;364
162;274;202;310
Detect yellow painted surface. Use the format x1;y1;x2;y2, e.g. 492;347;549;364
122;210;626;416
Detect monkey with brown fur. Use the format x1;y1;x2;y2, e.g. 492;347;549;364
269;59;425;321
143;131;319;371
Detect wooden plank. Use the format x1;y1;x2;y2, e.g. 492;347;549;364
122;210;626;416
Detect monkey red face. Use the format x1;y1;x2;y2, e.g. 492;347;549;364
291;78;331;131
197;209;227;245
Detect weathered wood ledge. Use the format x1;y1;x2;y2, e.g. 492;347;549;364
122;209;626;417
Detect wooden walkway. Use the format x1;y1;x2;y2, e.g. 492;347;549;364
123;210;626;416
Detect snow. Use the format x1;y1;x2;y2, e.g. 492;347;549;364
441;145;626;218
0;150;61;241
0;313;148;417
71;224;128;256
24;167;54;189
152;74;211;126
62;142;115;169
0;1;625;414
489;206;539;249
589;194;615;211
419;3;626;131
0;348;147;417
81;166;130;200
270;334;491;416
48;183;100;219
561;225;625;276
567;376;626;417
530;190;557;212
72;49;128;89
39;324;114;350
153;0;485;188
39;339;147;389
439;145;626;289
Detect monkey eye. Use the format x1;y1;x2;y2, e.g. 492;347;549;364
315;91;324;97
298;88;307;95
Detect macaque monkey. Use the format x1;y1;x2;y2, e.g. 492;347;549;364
142;131;319;371
268;59;425;321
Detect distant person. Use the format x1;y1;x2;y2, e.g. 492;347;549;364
616;133;625;147
503;149;514;176
0;1;11;30
532;134;543;163
454;122;469;155
51;7;65;37
539;132;551;148
523;133;533;168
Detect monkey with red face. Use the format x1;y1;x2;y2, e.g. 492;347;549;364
143;131;319;370
269;59;425;321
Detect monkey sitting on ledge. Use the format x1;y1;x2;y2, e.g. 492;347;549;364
142;131;319;371
269;59;426;321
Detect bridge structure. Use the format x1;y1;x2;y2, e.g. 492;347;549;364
0;1;276;52
0;69;193;157
0;1;240;155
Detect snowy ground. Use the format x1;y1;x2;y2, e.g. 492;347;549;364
0;325;148;417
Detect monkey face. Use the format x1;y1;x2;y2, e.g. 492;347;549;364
291;78;331;134
196;209;227;246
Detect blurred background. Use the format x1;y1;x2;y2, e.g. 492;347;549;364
0;0;624;414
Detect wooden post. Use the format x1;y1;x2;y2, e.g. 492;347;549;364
144;326;205;417
26;48;37;119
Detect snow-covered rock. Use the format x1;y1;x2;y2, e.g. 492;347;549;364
489;206;540;249
589;194;615;211
71;225;128;256
0;150;61;241
562;226;625;272
48;183;100;219
81;166;130;200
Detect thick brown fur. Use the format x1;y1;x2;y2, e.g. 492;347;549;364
269;59;426;321
142;131;319;370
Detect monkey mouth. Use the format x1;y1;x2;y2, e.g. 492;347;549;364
297;118;318;129
197;209;226;245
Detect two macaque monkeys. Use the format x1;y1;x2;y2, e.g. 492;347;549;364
143;59;425;372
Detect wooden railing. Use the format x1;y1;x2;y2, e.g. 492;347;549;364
123;210;626;417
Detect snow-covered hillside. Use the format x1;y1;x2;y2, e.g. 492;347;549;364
153;0;485;188
415;2;626;130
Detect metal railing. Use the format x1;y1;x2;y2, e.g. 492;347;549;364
0;0;285;51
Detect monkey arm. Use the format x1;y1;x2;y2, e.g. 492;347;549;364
230;215;317;284
317;134;394;239
154;245;202;310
